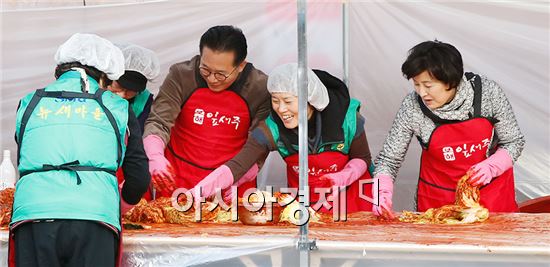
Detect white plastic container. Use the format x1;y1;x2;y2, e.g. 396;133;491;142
0;150;16;190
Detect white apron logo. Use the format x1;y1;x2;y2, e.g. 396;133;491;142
442;138;491;161
193;108;205;125
442;146;456;161
292;164;339;176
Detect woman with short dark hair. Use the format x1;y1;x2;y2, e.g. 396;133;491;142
372;40;525;219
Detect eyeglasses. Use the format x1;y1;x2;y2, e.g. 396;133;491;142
199;66;238;82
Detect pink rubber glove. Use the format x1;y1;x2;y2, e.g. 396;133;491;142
468;148;513;186
143;135;176;193
223;164;259;201
319;159;367;187
372;174;395;219
191;165;235;201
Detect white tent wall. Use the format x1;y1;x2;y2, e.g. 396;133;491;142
0;0;343;191
348;1;550;211
1;1;549;212
1;0;151;10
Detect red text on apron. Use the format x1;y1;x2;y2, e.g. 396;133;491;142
162;88;254;197
285;151;372;214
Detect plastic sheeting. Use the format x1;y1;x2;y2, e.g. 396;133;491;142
122;236;550;267
3;221;550;267
0;0;343;196
123;235;296;267
1;1;549;212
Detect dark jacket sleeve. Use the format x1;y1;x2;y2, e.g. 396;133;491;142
225;122;274;181
143;58;199;144
239;66;271;129
348;131;372;167
348;113;372;167
251;90;271;129
121;109;151;204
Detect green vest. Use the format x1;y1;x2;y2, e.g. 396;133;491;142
131;89;151;118
266;99;361;158
12;71;128;231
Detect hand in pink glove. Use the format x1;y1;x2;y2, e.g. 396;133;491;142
372;174;395;220
191;165;235;202
223;164;259;201
143;135;176;194
319;159;367;187
468;148;513;186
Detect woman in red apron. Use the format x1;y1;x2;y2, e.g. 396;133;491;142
372;40;524;219
196;63;375;215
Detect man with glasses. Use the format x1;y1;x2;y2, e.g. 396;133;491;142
143;25;270;199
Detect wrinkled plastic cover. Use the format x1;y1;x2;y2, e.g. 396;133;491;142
267;63;329;111
116;43;160;80
54;33;125;80
122;235;295;266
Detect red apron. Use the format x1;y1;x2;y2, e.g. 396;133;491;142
162;88;255;198
285;151;372;213
416;73;518;212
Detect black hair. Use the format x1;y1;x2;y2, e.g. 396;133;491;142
117;71;147;92
199;25;247;66
401;40;463;90
54;62;112;86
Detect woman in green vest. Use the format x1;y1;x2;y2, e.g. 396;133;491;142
107;43;160;200
107;43;160;133
10;33;150;267
191;63;374;214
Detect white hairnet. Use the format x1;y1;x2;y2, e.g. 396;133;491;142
116;43;160;80
267;63;329;111
54;33;124;80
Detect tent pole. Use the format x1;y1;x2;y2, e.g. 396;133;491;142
342;0;350;86
297;0;317;266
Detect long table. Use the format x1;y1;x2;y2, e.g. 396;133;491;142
2;213;550;266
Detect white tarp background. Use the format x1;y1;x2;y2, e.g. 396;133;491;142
348;1;549;210
0;0;343;197
1;1;549;212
